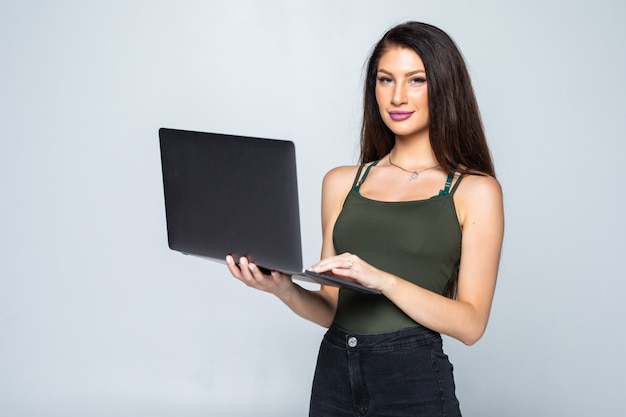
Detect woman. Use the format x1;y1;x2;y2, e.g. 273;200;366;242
226;21;504;417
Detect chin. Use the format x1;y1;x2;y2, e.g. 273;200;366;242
390;127;429;138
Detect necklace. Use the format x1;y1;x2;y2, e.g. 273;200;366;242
388;153;439;181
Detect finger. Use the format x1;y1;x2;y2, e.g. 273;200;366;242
310;256;343;273
345;258;353;269
331;265;356;278
227;256;261;287
226;255;244;279
238;257;256;280
247;262;266;279
318;255;355;272
242;258;278;289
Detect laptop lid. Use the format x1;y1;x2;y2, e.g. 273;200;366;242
158;128;381;294
159;128;304;274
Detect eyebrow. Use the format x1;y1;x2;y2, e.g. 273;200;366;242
377;69;426;76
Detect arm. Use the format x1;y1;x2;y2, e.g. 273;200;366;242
311;174;504;345
226;165;357;328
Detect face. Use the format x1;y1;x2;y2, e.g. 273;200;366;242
375;46;429;139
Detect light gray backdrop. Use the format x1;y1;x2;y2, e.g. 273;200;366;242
1;1;624;416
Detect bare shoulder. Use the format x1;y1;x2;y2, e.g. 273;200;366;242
322;165;361;196
320;165;362;225
457;174;502;200
454;174;503;225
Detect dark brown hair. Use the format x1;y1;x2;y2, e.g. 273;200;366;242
360;21;495;177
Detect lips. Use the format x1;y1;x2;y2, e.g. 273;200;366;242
388;111;414;121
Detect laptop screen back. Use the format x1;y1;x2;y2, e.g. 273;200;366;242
159;128;304;273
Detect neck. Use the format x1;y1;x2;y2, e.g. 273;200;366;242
389;136;437;169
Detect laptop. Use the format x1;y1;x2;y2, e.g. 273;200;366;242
158;128;380;294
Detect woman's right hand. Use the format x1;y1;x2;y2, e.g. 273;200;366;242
225;255;295;298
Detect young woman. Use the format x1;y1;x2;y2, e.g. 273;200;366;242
226;21;504;417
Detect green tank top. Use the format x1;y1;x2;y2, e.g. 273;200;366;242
332;161;464;334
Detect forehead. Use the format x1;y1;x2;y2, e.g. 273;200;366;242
377;46;425;72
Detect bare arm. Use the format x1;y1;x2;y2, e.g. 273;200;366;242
226;165;357;328
311;174;504;345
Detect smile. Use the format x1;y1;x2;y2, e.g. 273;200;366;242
389;111;414;121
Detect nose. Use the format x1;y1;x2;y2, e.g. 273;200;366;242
391;83;407;106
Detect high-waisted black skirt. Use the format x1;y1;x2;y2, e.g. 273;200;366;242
309;324;461;417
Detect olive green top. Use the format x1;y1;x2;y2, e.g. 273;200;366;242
332;161;464;334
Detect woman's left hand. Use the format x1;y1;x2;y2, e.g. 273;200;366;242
309;253;392;293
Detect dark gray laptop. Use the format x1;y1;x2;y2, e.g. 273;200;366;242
158;128;380;294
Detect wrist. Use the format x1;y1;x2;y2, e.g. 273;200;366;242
380;272;398;295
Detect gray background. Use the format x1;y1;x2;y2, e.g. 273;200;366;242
1;1;624;416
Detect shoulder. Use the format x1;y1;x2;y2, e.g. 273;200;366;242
322;165;361;189
455;173;503;225
321;165;361;212
457;173;502;199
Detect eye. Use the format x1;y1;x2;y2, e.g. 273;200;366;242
410;77;427;85
411;77;427;85
376;76;393;84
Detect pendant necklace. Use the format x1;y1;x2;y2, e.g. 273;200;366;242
388;153;439;181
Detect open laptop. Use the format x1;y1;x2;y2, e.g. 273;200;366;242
158;128;380;294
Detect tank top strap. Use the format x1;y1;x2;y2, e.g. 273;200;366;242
354;160;380;190
351;164;366;187
449;172;466;195
438;169;464;197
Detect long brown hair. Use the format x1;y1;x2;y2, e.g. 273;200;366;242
360;22;495;177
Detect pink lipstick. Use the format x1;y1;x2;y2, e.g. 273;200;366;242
389;111;414;121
